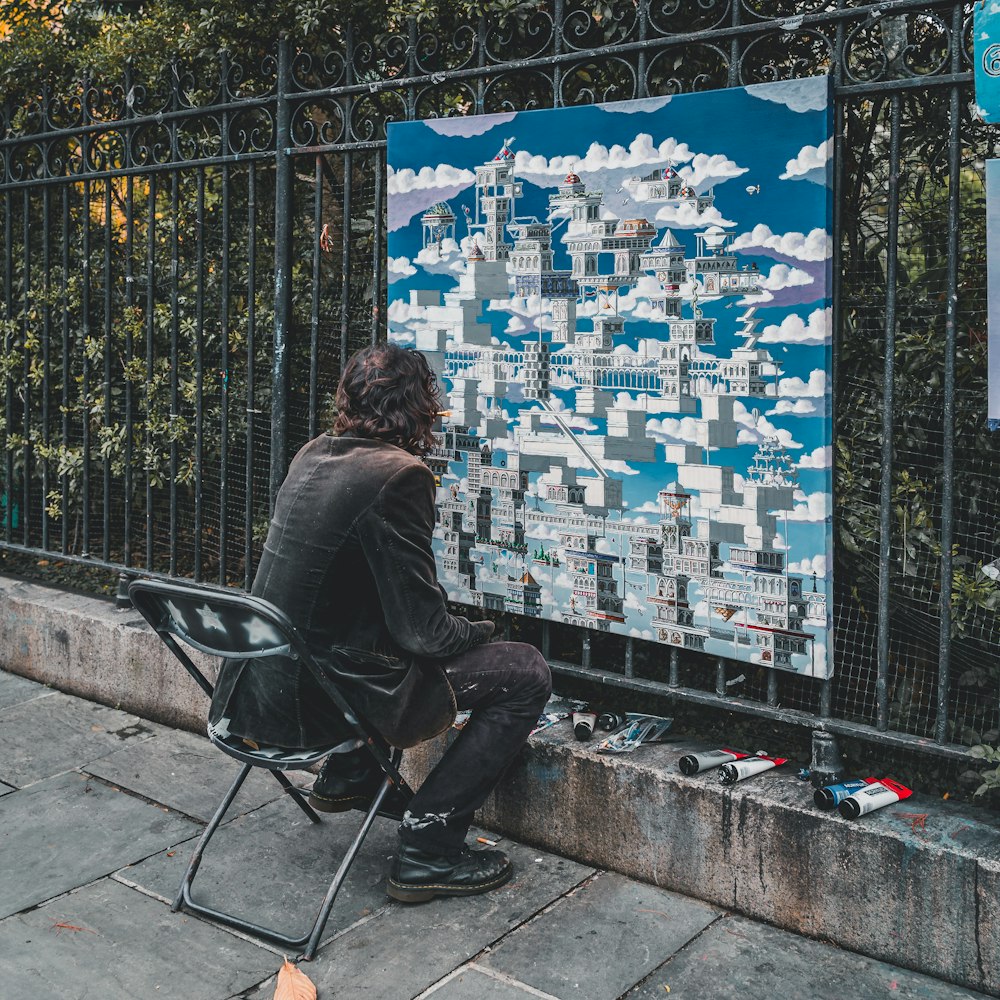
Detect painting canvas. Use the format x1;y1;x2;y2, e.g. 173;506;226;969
387;77;834;677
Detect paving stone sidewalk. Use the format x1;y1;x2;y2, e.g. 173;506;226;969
0;668;992;1000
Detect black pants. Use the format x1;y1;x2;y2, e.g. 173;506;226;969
398;641;552;855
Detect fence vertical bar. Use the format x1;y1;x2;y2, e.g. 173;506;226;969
219;57;232;584
124;174;135;568
169;166;180;576
371;146;384;346
876;94;901;732
271;36;293;510
60;185;69;554
936;8;962;744
4;188;12;543
309;155;322;439
635;0;649;98
340;152;352;367
20;187;30;546
553;0;563;107
193;169;205;582
102;179;113;561
245;161;258;589
81;149;91;558
219;161;231;584
41;185;51;552
145;176;156;570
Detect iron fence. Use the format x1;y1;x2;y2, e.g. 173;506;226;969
1;0;997;766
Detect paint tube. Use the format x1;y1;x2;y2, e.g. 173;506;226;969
573;711;597;741
678;748;750;776
718;754;788;784
597;711;627;732
813;778;878;811
837;778;913;820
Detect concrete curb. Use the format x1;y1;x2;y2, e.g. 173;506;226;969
0;575;213;732
1;574;997;995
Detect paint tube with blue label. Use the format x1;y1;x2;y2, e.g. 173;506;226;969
814;778;878;811
678;748;750;776
718;754;788;784
837;778;913;819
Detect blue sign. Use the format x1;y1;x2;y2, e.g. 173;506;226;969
975;4;1000;123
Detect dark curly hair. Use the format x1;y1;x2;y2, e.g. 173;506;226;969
332;343;442;455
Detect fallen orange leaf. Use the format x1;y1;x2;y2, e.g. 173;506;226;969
274;958;317;1000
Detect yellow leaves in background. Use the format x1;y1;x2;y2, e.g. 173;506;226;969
273;958;317;1000
88;176;149;243
0;1;68;43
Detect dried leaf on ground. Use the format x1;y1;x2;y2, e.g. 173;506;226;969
274;958;317;1000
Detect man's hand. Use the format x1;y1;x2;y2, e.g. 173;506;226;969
469;620;496;646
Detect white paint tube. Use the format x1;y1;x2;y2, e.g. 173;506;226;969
718;755;788;784
837;778;913;819
678;748;749;776
572;711;597;741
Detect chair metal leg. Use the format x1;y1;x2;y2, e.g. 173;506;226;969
270;768;323;823
172;761;253;913
173;752;402;956
300;775;393;962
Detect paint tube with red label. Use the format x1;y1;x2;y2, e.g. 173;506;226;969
718;754;788;785
679;748;751;776
837;778;913;819
814;778;879;811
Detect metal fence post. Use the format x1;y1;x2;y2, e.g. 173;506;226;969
271;35;293;511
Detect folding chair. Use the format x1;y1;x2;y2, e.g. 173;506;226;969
128;578;414;960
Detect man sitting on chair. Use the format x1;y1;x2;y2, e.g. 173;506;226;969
210;343;551;902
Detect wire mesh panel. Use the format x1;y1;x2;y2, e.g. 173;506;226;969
0;1;996;763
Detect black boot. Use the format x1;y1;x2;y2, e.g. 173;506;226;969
308;748;406;819
387;844;513;903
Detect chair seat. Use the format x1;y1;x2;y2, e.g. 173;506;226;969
207;721;337;770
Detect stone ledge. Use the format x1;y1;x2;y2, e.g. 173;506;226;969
405;723;1000;997
1;573;997;995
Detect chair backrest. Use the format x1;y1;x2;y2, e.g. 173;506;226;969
129;577;407;789
129;578;317;700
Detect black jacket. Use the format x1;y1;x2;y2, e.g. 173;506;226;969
209;433;490;749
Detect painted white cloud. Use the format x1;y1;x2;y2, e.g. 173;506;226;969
758;307;831;347
760;263;813;292
765;398;818;417
786;489;830;521
746;76;829;114
788;554;827;577
654;202;735;230
387;255;416;283
778;369;827;398
423;111;516;137
679;152;748;193
414;236;471;276
797;446;832;470
780;138;832;185
730;224;831;262
514;135;746;225
602;459;640;476
646;415;702;446
386;163;475;231
734;400;803;451
515;134;693;180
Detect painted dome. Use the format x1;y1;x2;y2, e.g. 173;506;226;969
422;201;455;221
